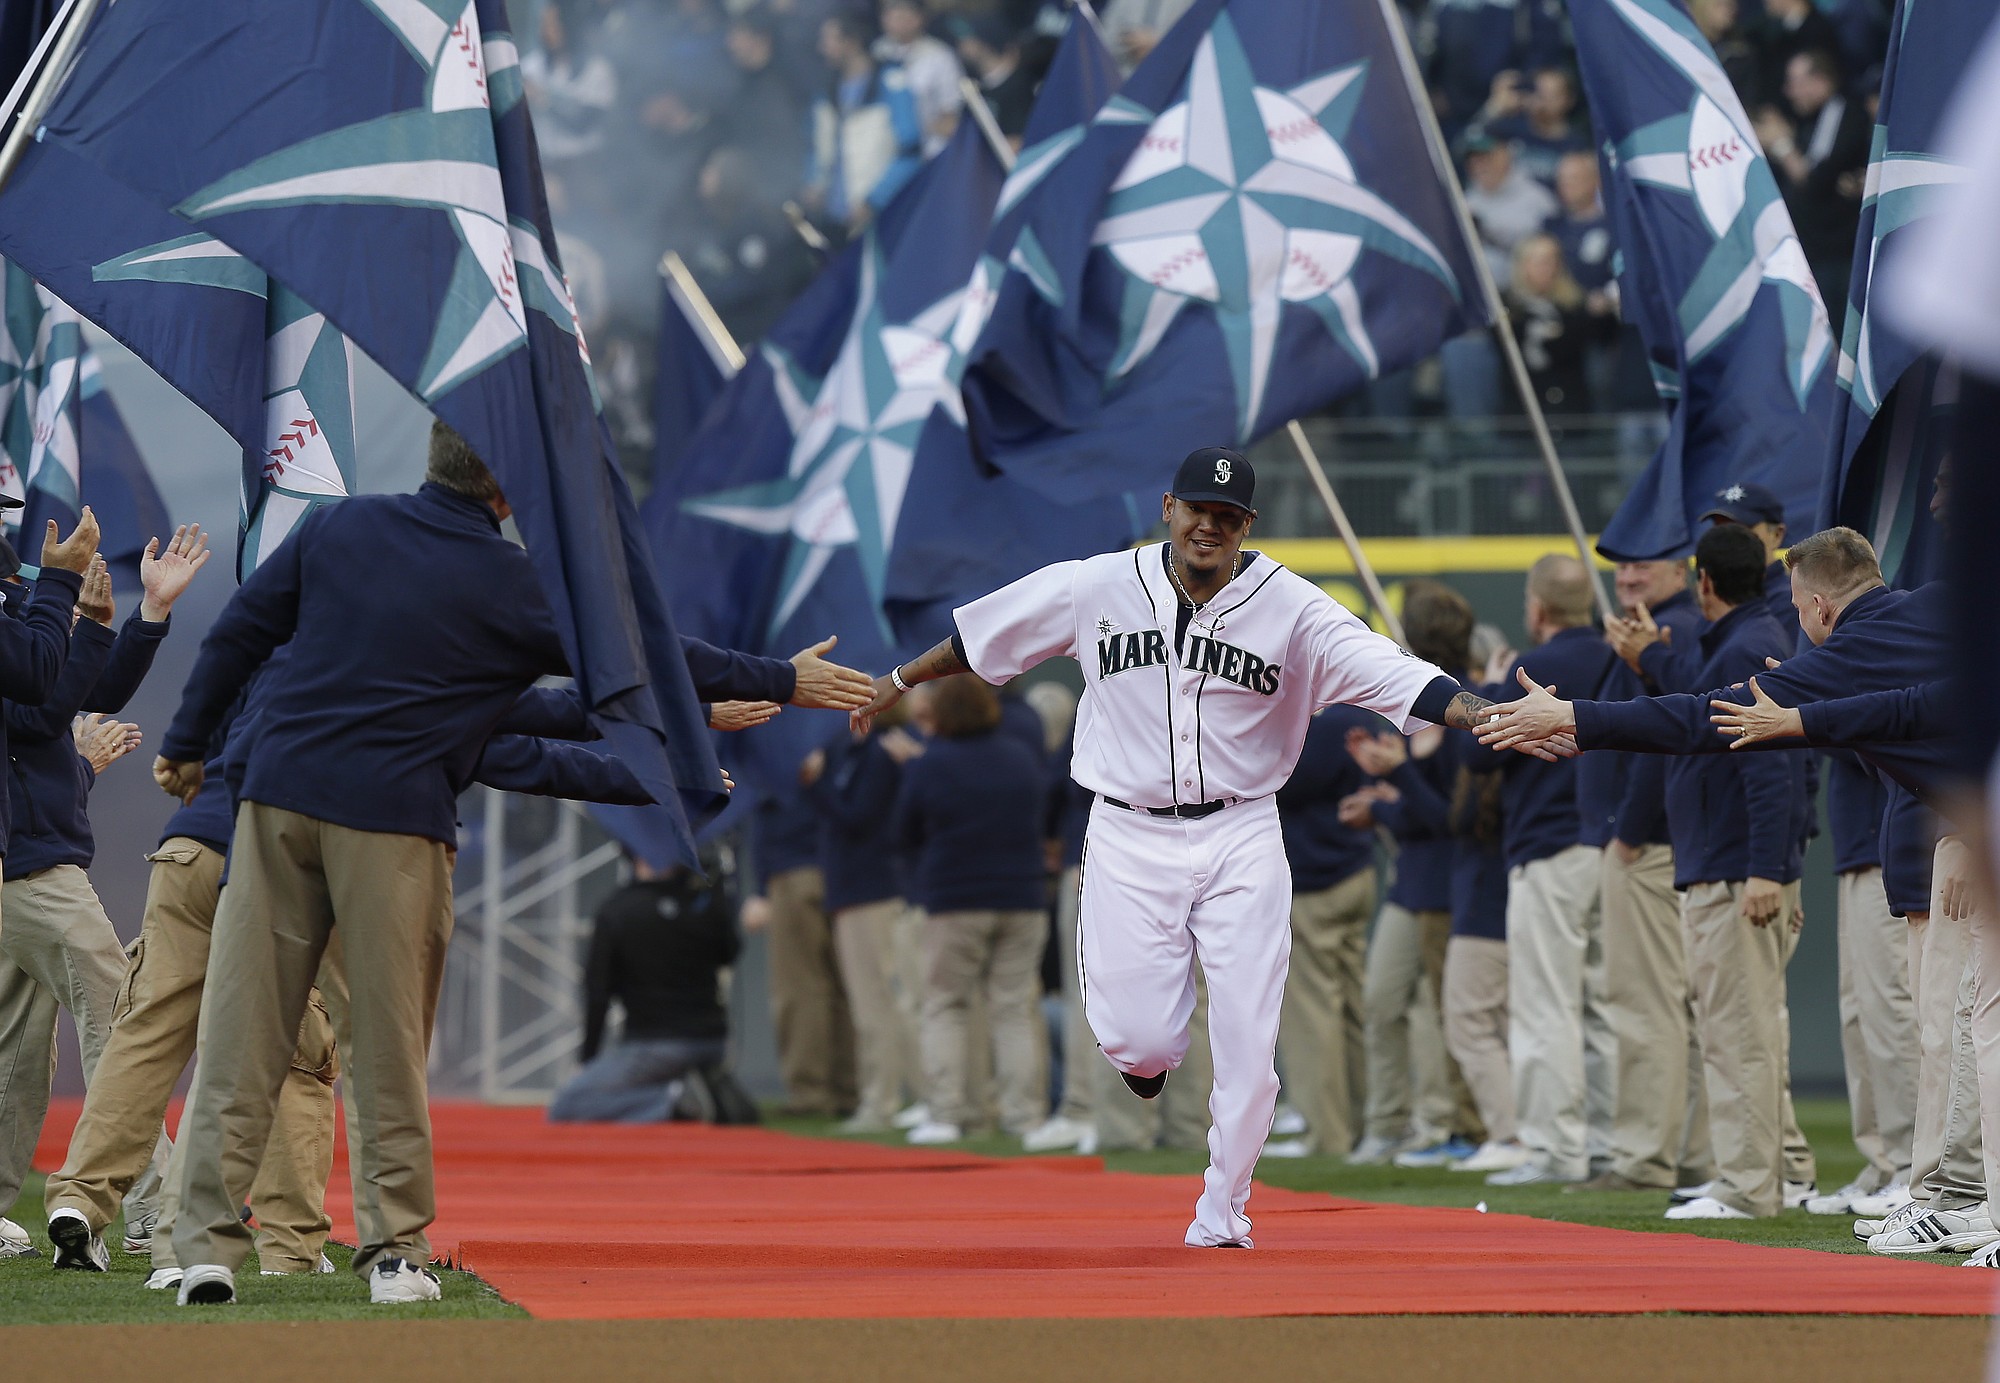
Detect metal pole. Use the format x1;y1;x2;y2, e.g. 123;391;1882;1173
781;200;835;258
659;251;745;374
1367;0;1616;624
1286;420;1408;648
480;786;506;1102
0;0;102;202
958;76;1018;172
1072;0;1110;45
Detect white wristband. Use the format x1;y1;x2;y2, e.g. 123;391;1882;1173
890;665;912;693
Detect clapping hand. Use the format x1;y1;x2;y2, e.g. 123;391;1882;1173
139;524;212;620
1344;726;1407;778
75;557;113;627
74;713;141;774
1605;602;1666;671
41;508;100;574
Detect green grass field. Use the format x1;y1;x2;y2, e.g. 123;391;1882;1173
0;1096;1887;1323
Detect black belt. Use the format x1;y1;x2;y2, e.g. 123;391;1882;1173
1101;795;1235;820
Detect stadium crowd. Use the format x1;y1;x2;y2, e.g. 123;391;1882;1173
524;0;1889;454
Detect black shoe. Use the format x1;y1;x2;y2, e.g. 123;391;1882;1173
1120;1070;1167;1100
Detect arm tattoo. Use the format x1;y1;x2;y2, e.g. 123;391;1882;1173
899;638;967;686
1440;690;1495;731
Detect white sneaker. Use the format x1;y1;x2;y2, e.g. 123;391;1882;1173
0;1216;37;1259
1804;1179;1874;1215
1272;1104;1308;1137
47;1207;109;1271
906;1120;962;1145
1967;1241;2000;1268
1851;1182;1914;1218
1076;1127;1100;1156
1669;1180;1717;1204
370;1257;441;1304
1856;1198;1929;1241
261;1253;338;1276
177;1264;236;1305
1783;1179;1817;1210
1868;1207;2000;1255
145;1267;183;1291
1451;1141;1532;1174
1485;1158;1574;1187
1664;1196;1753;1220
1021;1116;1091;1153
1345;1134;1403;1166
892;1103;930;1130
1261;1138;1313;1159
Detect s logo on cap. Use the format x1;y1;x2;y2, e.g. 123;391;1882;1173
1214;457;1233;484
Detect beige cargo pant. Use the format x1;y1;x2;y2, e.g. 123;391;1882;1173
1278;868;1376;1155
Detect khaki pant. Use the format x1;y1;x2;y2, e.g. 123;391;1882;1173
919;909;1048;1133
1361;902;1456;1143
1054;866;1096;1122
0;863;171;1227
1911;837;1986;1209
1094;965;1214;1151
764;866;855;1117
1506;844;1613;1179
833;898;917;1126
1601;844;1713;1188
1278;869;1375;1154
170;804;453;1278
1837;866;1917;1190
1442;935;1515;1143
42;841;339;1270
1683;878;1804;1217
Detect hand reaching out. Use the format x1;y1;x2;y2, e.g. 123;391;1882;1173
139;523;212;620
709;700;782;732
1708;677;1804;748
850;674;902;736
1474;668;1579;759
789;635;874;711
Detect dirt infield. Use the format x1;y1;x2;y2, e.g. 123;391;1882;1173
2;1316;1989;1382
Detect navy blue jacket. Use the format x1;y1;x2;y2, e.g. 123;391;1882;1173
0;565;85;850
1659;603;1807;886
1276;706;1382;892
1489;626;1620;870
805;731;904;912
161;485;573;846
1373;749;1453;913
892;731;1047;913
1580;588;1703;848
4;604;169;872
1571;584;1953;820
1384;728;1506;939
1821;753;1884;876
683;637;795;704
1881;786;1937;916
751;793;822;891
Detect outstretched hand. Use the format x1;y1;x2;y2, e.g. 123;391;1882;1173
709;700;781;732
1474;668;1579;760
1708;677;1803;748
850;674;903;736
789;635;874;711
139;523;212;620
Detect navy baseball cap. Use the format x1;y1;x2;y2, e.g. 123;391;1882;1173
1171;446;1255;511
1700;482;1785;527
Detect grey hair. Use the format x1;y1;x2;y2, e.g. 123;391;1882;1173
426;420;503;504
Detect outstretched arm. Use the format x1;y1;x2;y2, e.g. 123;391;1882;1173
851;635;967;733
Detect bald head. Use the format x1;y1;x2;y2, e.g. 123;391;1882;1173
1526;553;1593;639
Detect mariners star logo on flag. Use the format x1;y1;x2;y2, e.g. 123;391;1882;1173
683;239;965;640
1600;0;1830;407
164;0;590;402
1090;13;1463;442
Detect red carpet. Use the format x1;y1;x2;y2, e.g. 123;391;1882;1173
36;1101;2000;1320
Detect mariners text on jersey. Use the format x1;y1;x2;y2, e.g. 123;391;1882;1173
955;543;1445;808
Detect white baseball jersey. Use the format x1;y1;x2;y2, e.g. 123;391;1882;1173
954;543;1447;808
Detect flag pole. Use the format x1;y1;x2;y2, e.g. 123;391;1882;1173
958;77;1018;172
1366;0;1616;624
780;201;835;258
0;0;100;202
1286;420;1407;647
658;252;746;374
1072;0;1110;44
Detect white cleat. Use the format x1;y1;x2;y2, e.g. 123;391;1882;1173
0;1216;39;1259
370;1257;441;1304
177;1264;236;1305
1851;1182;1914;1219
891;1103;930;1130
47;1208;109;1271
1868;1207;2000;1255
1271;1104;1308;1137
1669;1180;1717;1204
1021;1116;1091;1153
1664;1196;1753;1220
145;1267;184;1291
1261;1137;1312;1159
1450;1141;1532;1174
905;1120;963;1146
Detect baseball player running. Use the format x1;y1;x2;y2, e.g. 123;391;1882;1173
853;448;1533;1246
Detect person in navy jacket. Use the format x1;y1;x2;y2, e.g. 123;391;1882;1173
891;676;1049;1145
743;795;854;1120
1477;553;1620;1189
0;526;205;1267
1583;557;1715;1196
142;424;671;1306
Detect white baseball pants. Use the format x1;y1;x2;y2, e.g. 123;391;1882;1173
1078;794;1291;1247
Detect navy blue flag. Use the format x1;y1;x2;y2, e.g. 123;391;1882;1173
1572;0;1836;561
36;0;723;864
883;12;1140;643
959;0;1490;501
64;349;170;595
1821;0;1987;586
652;263;738;477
